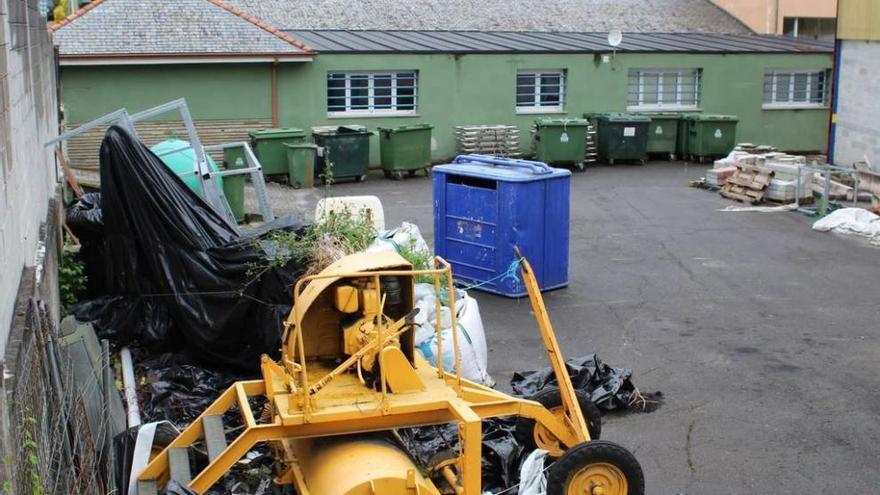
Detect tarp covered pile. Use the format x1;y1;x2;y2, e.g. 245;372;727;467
67;126;307;371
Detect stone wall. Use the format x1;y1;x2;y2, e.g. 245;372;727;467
0;0;59;354
833;40;880;171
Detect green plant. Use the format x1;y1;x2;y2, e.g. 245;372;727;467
257;206;377;275
396;238;436;284
59;235;87;312
17;414;44;495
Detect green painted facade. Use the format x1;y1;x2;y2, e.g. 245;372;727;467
62;51;832;163
62;64;272;121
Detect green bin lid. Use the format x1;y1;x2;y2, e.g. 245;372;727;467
377;123;434;133
312;124;369;135
534;117;589;127
686;114;738;122
595;112;651;123
639;112;681;118
248;127;305;139
284;143;319;149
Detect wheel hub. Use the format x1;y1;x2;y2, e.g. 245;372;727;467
568;462;627;495
533;406;566;457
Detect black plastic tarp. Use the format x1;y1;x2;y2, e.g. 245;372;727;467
511;354;662;412
69;126;307;371
399;419;523;492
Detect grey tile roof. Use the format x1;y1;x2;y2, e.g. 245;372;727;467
52;0;312;57
286;30;834;54
224;0;752;34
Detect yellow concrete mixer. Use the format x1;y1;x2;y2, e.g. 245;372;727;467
137;252;644;495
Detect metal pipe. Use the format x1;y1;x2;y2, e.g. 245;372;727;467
120;347;142;427
102;339;117;492
271;61;279;127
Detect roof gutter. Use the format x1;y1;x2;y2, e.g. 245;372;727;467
59;53;314;66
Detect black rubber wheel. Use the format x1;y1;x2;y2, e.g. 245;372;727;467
547;440;644;495
574;162;586;172
408;169;417;177
515;386;601;454
356;174;368;183
383;170;392;179
292;181;302;190
609;158;615;166
639;158;647;166
669;153;677;161
391;171;404;181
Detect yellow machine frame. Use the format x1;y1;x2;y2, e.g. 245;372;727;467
137;253;594;494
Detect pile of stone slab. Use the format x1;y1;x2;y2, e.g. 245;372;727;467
708;144;811;203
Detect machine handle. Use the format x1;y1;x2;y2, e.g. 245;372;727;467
453;154;553;175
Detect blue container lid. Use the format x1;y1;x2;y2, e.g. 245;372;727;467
433;154;571;182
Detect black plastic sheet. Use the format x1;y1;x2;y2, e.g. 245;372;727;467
68;126;307;371
399;418;524;492
66;192;108;297
511;354;661;412
134;350;242;427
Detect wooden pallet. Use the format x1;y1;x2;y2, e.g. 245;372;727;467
720;164;775;204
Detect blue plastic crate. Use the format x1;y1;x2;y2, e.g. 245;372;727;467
433;155;571;297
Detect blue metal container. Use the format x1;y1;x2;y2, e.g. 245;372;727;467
433;155;571;297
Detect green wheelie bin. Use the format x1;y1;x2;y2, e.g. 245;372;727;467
533;118;590;171
642;112;680;161
284;143;317;189
378;124;434;180
684;114;739;163
248;128;306;177
312;125;371;183
221;145;247;222
590;113;651;165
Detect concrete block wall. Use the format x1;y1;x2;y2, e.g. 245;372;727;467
833;40;880;171
0;0;59;355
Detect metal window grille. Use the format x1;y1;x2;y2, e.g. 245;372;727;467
327;71;418;115
627;69;701;109
516;71;565;111
763;70;829;106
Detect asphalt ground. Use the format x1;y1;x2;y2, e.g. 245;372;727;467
250;161;880;494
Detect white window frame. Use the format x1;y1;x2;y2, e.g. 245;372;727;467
762;69;830;110
327;71;418;117
627;68;702;111
515;70;566;114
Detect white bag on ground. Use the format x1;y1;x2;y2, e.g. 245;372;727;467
413;283;492;386
812;207;880;245
518;448;549;495
367;221;430;256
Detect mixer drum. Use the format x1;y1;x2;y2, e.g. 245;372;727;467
287;434;440;495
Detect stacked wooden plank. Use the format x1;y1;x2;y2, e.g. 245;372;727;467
720;164;775;204
455;125;521;157
63;118;272;172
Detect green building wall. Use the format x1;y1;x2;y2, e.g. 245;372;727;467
62;51;832;165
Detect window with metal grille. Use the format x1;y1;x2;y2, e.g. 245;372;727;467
516;70;565;113
763;70;830;108
627;69;701;110
327;71;418;116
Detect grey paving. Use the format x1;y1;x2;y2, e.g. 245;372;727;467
266;162;880;494
226;0;751;34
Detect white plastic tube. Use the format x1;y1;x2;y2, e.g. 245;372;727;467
120;347;142;428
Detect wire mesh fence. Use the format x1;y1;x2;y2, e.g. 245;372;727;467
7;298;115;495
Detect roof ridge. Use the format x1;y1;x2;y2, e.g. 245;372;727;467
205;0;316;53
48;0;110;32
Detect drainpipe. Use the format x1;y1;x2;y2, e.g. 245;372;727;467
271;59;279;128
775;0;780;34
827;0;842;163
